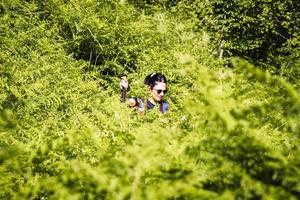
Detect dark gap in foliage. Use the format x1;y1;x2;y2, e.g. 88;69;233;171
73;38;105;66
202;172;242;193
0;4;5;16
59;24;74;41
71;38;139;80
2;92;19;110
128;0;181;10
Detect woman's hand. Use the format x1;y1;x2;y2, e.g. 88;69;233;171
120;75;129;90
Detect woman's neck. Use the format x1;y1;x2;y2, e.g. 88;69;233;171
148;97;157;105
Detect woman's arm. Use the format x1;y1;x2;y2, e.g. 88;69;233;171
126;98;136;107
120;75;136;107
120;75;128;102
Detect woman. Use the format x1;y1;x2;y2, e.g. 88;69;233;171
120;73;169;114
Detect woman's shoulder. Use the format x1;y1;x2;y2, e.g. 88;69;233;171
160;100;169;113
126;97;140;107
128;97;144;107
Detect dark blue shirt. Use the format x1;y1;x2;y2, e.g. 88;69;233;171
132;97;169;113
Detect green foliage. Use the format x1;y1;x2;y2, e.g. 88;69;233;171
0;0;299;199
169;0;300;72
127;0;180;10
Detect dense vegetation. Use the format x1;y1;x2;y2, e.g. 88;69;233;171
0;0;299;199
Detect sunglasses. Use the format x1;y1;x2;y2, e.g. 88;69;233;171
154;89;168;94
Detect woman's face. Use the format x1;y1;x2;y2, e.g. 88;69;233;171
150;82;167;102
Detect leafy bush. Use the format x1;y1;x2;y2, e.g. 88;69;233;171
0;0;299;199
160;0;300;72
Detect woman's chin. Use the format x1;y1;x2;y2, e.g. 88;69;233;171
155;97;162;102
